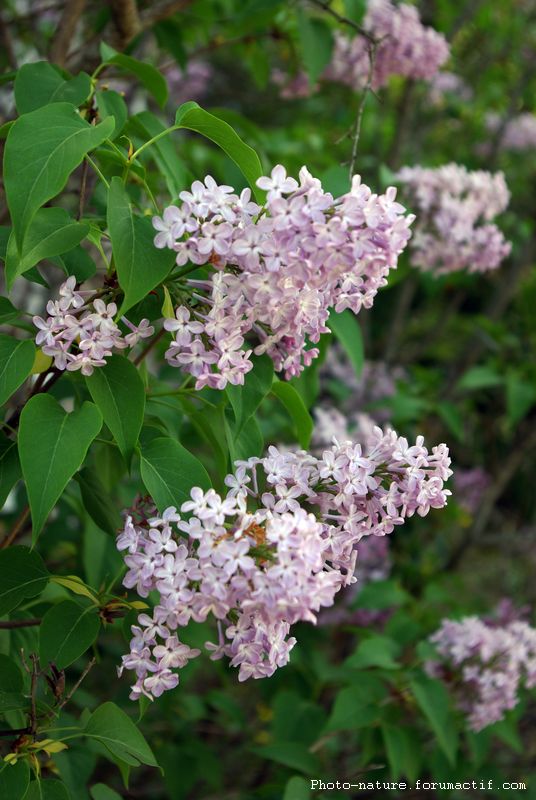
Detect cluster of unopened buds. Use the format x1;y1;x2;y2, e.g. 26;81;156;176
396;163;511;274
427;613;536;731
33;277;154;376
117;429;452;699
153;165;413;390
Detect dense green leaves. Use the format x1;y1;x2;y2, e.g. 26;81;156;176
86;355;145;463
84;701;158;767
296;11;334;84
252;742;317;774
5;207;89;287
0;546;49;616
4;103;113;252
381;725;421;781
0;334;35;406
25;779;71;800
18;395;103;539
140;436;211;511
100;42;168;108
95;90;128;140
90;785;123;800
345;635;401;670
107;178;175;314
271;380;313;448
174;102;265;202
14;62;91;114
130;111;188;197
40;600;100;669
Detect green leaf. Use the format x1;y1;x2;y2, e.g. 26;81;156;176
95;90;128;140
77;467;122;536
4;103;113;251
140;436;211;512
436;401;464;442
130;112;188;197
0;759;30;800
84;701;158;768
0;546;49;616
59;245;97;282
18;394;103;540
283;776;311;800
457;365;503;391
296;12;334;84
0;334;35;406
40;600;100;669
90;784;123;800
329;310;364;378
0;691;27;713
0;296;19;324
271;380;313;448
107;178;175;314
25;778;71;800
325;685;382;732
506;373;536;426
0;432;21;510
86;355;145;464
100;42;168;108
174;102;265;202
5;208;89;287
354;579;410;611
410;675;459;766
345;635;401;669
381;725;421;781
226;354;274;433
225;411;264;462
252;742;317;774
15;62;91;114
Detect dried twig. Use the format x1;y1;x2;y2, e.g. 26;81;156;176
57;657;96;711
0;618;41;629
0;506;31;549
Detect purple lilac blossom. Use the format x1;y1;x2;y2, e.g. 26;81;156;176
118;431;452;699
32;277;154;376
427;614;536;731
486;111;536;153
396;163;511;275
453;467;491;515
153;166;414;390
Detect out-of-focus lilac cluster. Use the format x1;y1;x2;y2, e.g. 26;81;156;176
396;163;511;275
427;614;536;731
166;60;212;106
154;166;413;389
453;467;490;515
326;0;449;91
486;111;536;153
118;432;451;699
426;71;473;107
32;277;154;376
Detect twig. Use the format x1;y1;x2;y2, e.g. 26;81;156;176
134;328;165;365
0;618;41;629
77;159;89;221
29;654;40;737
0;506;31;549
49;0;87;67
109;0;142;49
0;11;18;70
57;657;96;711
139;0;195;30
348;39;378;179
308;0;377;44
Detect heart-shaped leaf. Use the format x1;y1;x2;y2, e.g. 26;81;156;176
107;178;175;315
0;546;49;617
0;432;21;510
4;102;114;251
14;62;91;114
18;394;103;540
86;354;145;464
40;600;100;670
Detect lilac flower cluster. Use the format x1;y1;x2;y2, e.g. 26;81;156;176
118;432;451;699
453;467;490;515
486;112;536;153
396;164;511;274
153;167;413;389
326;0;449;92
427;71;473;107
427;615;536;731
33;277;154;376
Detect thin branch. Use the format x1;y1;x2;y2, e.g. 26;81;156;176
0;618;41;629
0;506;31;549
109;0;142;49
29;653;40;737
308;0;377;44
49;0;87;67
57;657;96;711
134;328;165;366
348;39;378;179
0;12;18;70
139;0;195;30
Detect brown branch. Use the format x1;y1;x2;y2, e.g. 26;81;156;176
49;0;87;67
139;0;195;30
29;653;40;736
0;618;41;629
57;657;96;711
0;12;18;70
109;0;142;49
0;506;30;549
348;39;378;179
